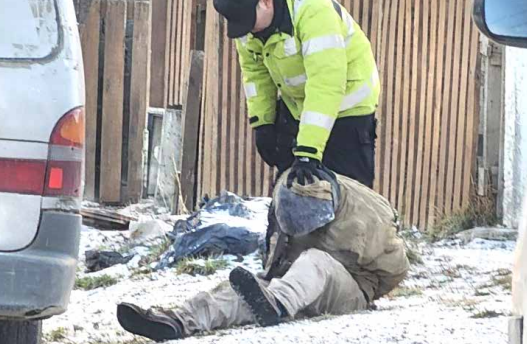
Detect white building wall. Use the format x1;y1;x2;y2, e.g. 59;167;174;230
502;47;527;228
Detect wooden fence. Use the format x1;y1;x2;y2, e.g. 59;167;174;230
149;0;203;108
77;0;151;203
197;3;274;201
196;0;481;229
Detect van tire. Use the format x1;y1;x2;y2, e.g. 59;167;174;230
0;320;42;344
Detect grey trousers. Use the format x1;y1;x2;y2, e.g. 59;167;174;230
168;249;367;336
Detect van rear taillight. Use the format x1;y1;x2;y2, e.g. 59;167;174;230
50;108;85;147
44;107;85;198
0;159;47;195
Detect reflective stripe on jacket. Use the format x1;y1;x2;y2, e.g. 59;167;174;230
236;0;380;160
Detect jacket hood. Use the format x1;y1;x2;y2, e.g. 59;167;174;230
274;170;340;237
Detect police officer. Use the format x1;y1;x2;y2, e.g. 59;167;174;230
214;0;380;188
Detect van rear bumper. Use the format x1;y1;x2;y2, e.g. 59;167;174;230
509;316;524;344
0;211;80;320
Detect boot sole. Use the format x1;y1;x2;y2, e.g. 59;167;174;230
117;303;181;342
229;267;281;327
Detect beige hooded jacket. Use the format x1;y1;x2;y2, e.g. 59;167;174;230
266;172;410;301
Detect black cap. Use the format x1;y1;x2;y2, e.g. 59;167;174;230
213;0;259;38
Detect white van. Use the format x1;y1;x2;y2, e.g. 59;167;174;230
0;0;84;342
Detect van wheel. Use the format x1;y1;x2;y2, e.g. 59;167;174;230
0;320;42;344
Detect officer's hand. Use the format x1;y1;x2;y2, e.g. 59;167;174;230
254;125;278;167
286;157;336;188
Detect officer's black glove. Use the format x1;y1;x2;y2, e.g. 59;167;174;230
254;125;278;167
286;157;336;188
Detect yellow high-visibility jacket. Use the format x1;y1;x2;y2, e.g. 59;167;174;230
236;0;380;161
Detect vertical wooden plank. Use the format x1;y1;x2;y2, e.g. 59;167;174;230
189;0;200;51
232;65;240;194
212;28;223;195
372;0;382;192
444;0;465;215
177;0;186;105
100;0;126;203
174;0;184;105
426;0;448;225
180;51;205;211
259;159;266;196
418;0;438;228
396;0;411;217
173;0;181;105
233;68;242;195
370;0;381;59
206;38;215;197
452;0;473;212
436;0;458;218
201;2;218;197
361;0;370;37
255;153;263;196
80;0;100;201
462;20;480;205
149;0;169;107
168;0;177;106
184;0;194;103
229;41;238;192
342;0;352;13
219;23;229;192
182;0;190;103
464;3;480;205
180;0;191;103
127;0;135;20
262;165;271;196
389;0;404;205
352;0;360;19
120;0;135;202
197;8;209;201
411;0;429;226
375;0;388;194
127;0;151;202
251;132;259;195
403;0;421;226
238;79;247;196
381;0;398;199
197;46;208;201
184;0;193;100
178;0;186;104
245;106;254;195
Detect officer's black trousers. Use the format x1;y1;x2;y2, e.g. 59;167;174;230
274;101;377;188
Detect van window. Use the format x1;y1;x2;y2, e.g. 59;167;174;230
0;0;59;60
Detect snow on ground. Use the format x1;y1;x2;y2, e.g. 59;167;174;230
44;199;515;344
197;197;271;235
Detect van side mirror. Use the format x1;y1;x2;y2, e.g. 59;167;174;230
473;0;527;48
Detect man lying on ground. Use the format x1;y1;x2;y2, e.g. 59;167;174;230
116;170;410;342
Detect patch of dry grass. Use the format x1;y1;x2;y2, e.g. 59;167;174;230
74;275;121;290
140;239;172;266
176;257;229;276
430;189;497;241
44;327;68;342
439;297;481;311
387;286;424;299
471;309;505;319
